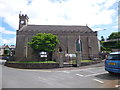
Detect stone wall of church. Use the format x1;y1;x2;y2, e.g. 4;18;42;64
15;30;99;61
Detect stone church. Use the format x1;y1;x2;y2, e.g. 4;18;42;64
15;14;99;61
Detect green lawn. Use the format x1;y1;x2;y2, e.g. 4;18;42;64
7;60;93;64
81;60;93;62
7;61;57;63
69;59;93;64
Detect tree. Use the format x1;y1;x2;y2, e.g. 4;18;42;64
100;32;120;52
103;41;120;50
28;33;59;60
101;36;105;41
108;32;120;40
4;50;10;55
28;33;59;52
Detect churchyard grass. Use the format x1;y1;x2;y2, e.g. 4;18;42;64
7;61;57;63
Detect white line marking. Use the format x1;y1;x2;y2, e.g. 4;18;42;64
71;68;95;72
84;72;107;77
23;70;52;72
64;67;104;72
57;68;95;72
115;85;120;87
93;79;104;84
76;74;84;77
63;71;70;73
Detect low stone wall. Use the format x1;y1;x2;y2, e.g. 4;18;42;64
81;60;101;66
5;62;59;69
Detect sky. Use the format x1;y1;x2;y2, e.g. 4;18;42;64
0;0;119;45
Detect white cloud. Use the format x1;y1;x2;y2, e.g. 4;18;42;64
0;35;16;45
113;25;118;29
0;0;118;29
0;27;16;35
2;37;16;45
104;0;118;9
0;27;16;45
0;37;2;40
92;28;107;31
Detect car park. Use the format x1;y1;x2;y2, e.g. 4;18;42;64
105;52;120;74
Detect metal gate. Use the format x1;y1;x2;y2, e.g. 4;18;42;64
63;54;77;67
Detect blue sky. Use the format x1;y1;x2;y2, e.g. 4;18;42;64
0;0;118;45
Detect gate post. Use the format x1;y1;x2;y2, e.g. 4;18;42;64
58;52;65;68
76;52;81;67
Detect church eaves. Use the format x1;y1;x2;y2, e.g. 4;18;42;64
18;25;94;33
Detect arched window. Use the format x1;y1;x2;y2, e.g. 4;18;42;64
76;39;82;51
58;47;63;52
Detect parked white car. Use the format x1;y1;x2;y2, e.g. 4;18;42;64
0;59;6;64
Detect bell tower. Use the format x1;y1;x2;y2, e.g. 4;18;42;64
19;14;29;29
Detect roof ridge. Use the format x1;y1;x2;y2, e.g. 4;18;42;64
19;25;94;32
27;24;86;27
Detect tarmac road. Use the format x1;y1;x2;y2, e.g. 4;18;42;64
0;64;2;89
1;62;120;89
0;59;6;89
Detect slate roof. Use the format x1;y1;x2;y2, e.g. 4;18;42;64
9;45;15;49
0;45;15;49
0;45;9;49
0;46;4;49
19;25;94;33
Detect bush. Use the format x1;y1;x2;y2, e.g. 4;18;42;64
103;41;120;49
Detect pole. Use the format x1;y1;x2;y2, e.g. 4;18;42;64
24;37;28;58
24;45;28;58
1;17;3;45
26;44;28;58
79;35;82;60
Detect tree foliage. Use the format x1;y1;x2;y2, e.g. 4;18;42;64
4;50;10;55
100;32;120;52
101;36;105;41
108;32;120;40
28;33;59;52
103;41;120;49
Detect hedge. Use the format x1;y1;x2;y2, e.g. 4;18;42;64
103;41;120;49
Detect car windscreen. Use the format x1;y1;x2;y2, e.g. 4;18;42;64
107;54;120;60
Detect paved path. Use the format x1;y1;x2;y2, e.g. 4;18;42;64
1;62;120;89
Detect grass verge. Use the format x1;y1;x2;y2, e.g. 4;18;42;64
81;60;93;62
7;61;57;63
69;60;93;64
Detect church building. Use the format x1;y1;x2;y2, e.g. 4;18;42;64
15;14;100;61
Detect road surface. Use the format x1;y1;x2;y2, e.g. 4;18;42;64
1;62;120;89
0;59;6;89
